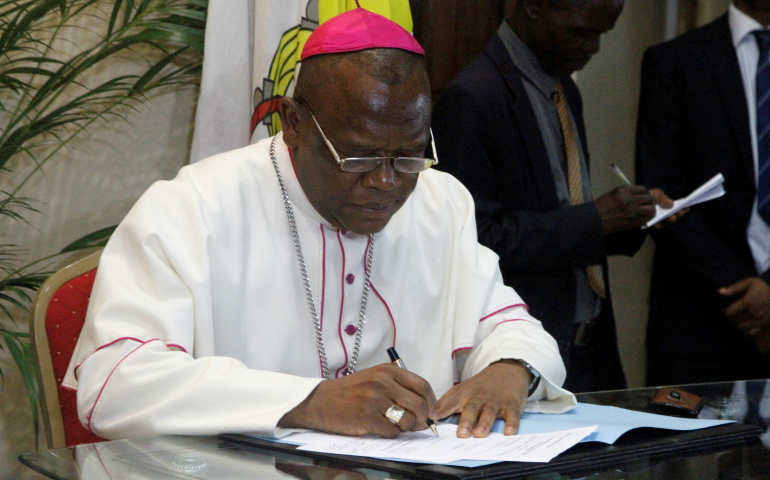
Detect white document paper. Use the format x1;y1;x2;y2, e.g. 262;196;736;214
287;423;597;464
645;173;725;228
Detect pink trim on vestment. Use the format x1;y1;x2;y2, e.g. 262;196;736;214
94;445;116;480
492;319;532;331
361;236;394;346
86;339;159;432
335;230;349;378
319;224;328;375
370;283;396;347
73;337;188;380
166;343;188;353
452;346;473;358
320;225;327;331
73;336;145;380
479;303;528;322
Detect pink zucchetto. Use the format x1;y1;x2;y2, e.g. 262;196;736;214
301;7;425;61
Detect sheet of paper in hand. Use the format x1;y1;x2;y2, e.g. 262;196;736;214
645;173;725;228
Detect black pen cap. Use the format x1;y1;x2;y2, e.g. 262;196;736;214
387;347;399;362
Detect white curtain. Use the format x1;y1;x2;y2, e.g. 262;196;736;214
189;0;316;163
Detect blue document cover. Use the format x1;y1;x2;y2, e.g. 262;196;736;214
244;403;735;468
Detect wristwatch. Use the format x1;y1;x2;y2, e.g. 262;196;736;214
495;358;541;397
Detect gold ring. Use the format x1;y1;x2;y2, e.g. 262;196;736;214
384;404;406;425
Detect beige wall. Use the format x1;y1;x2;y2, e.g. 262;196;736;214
695;0;730;26
576;1;666;388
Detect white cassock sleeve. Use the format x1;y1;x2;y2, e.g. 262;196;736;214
423;174;574;414
459;306;576;414
71;342;323;439
63;169;325;439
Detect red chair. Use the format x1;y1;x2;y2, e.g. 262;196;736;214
31;249;106;448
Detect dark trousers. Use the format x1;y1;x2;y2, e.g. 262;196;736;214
647;350;770;387
563;305;627;393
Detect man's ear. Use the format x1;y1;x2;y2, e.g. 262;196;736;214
279;97;302;149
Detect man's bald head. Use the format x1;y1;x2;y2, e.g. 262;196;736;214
510;0;624;77
294;48;429;107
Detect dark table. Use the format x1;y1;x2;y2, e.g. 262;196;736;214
19;380;770;479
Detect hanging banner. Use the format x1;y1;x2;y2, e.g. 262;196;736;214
190;0;413;163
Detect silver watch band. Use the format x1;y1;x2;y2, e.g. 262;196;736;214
501;358;541;397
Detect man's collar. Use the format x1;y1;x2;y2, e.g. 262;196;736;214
730;2;766;47
496;21;556;98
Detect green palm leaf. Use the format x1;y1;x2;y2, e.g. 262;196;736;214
0;0;207;447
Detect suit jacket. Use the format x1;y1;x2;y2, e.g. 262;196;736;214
636;14;770;383
432;36;643;390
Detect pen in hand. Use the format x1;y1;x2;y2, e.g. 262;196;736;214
387;347;439;436
610;163;633;186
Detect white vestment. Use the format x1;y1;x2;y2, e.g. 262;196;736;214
63;135;575;440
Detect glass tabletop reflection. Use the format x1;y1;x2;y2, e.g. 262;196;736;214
19;380;770;480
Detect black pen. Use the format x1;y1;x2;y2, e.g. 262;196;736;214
387;347;439;436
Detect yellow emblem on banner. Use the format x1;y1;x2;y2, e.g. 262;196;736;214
252;0;413;137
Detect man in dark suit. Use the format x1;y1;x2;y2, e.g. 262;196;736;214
637;0;770;385
432;0;677;393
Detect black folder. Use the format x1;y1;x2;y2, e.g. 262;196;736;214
220;422;763;479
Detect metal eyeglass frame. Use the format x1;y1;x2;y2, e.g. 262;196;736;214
294;97;439;173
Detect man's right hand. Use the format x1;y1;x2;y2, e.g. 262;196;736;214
595;185;656;234
277;364;437;438
720;277;770;356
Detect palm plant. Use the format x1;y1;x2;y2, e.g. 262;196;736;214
0;0;206;445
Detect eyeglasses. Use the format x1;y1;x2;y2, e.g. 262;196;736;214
295;97;439;174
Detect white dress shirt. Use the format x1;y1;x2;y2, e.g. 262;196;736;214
730;3;770;276
63;134;574;440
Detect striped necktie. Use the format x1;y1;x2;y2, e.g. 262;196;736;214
552;80;606;299
754;30;770;225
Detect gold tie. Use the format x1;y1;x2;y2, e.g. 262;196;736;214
552;80;606;299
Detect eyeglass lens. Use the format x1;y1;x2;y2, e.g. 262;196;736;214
340;158;435;174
